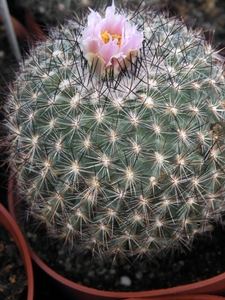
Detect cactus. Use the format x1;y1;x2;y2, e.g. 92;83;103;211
4;1;225;261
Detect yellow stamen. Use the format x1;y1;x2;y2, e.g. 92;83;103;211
101;30;121;46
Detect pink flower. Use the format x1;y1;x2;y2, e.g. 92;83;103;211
80;0;143;77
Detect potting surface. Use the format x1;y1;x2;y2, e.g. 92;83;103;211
0;224;27;300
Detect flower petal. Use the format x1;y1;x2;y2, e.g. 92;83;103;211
80;1;143;77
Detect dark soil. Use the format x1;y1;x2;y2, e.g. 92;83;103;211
0;224;27;300
23;216;225;292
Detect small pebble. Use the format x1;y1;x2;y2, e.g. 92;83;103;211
87;270;95;277
135;271;143;280
109;268;116;275
120;276;132;286
0;51;5;58
97;268;106;275
65;258;72;271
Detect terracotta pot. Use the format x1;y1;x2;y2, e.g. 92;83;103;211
0;203;34;300
7;177;225;300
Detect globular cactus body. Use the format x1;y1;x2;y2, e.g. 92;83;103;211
5;4;225;260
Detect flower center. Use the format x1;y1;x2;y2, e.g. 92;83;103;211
101;30;121;46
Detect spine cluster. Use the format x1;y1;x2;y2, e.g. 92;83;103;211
4;6;225;260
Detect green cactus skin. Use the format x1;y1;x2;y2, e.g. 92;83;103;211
4;4;225;261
